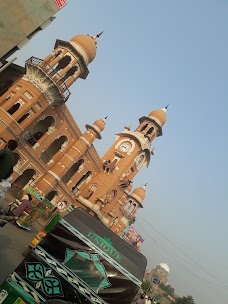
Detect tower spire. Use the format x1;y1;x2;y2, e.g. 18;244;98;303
97;31;104;37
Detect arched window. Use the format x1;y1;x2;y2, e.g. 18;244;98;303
72;171;92;193
13;168;36;188
17;112;30;124
54;55;71;72
41;135;68;163
140;123;148;132
107;189;117;202
147;126;154;135
7;103;20;115
83;183;98;199
62;66;78;82
128;203;137;214
124;199;133;211
24;116;55;146
62;159;84;184
45;191;58;203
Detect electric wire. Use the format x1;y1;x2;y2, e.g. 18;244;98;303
134;216;228;301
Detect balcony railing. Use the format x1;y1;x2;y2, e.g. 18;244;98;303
25;57;71;102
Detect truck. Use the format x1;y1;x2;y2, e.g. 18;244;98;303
0;208;147;304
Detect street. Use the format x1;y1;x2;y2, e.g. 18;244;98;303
0;222;38;284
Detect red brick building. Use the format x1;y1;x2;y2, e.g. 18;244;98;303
0;33;167;236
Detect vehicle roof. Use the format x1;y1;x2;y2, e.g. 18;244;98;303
61;208;147;284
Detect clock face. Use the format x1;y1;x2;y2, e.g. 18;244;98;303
119;141;132;153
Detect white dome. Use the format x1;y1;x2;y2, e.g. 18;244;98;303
159;263;170;273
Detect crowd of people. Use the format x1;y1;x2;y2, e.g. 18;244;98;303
0;139;33;225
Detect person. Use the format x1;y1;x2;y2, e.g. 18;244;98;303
13;193;32;217
144;295;151;304
0;176;12;214
132;291;146;303
0;139;18;182
132;235;142;250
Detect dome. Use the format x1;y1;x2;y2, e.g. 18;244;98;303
70;34;97;64
93;118;106;132
131;185;146;204
159;263;170;273
149;107;167;127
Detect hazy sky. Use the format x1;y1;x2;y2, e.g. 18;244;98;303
13;1;228;303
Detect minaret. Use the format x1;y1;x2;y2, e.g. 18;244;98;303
77;107;167;230
0;33;101;137
112;185;146;235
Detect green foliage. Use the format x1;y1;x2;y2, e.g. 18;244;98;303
160;283;175;296
174;295;195;304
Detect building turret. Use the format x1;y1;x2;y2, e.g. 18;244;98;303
74;108;167;233
0;33;101;137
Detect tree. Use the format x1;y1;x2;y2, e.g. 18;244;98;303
141;279;151;292
160;283;175;296
174;295;195;304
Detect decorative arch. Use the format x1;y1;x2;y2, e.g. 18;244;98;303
41;135;68;163
83;183;98;199
72;171;92;194
147;126;154;135
45;191;58;203
140;123;148;132
54;55;71;72
128;203;137;214
107;189;117;203
62;66;78;82
124;199;133;211
24;115;55;147
62;159;84;184
17;112;30;124
7;103;21;115
13;168;36;188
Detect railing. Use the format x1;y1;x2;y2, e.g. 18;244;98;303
23;131;37;147
25;57;71;102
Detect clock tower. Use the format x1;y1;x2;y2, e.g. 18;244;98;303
76;107;167;235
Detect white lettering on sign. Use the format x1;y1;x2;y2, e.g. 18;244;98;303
55;0;67;9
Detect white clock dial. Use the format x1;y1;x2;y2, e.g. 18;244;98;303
119;141;132;153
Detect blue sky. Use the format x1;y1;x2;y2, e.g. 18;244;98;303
13;1;228;303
